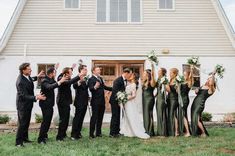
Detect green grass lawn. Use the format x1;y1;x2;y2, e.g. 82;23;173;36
0;128;235;156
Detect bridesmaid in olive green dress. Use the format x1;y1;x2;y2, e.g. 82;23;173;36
178;67;194;137
142;67;156;136
166;68;179;137
191;76;216;137
154;67;168;136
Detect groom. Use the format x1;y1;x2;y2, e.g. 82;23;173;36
109;68;132;138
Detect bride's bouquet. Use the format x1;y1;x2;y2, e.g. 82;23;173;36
214;64;225;79
160;76;169;85
187;56;199;66
116;91;128;106
147;50;159;65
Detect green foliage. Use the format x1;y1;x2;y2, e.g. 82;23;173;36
202;112;213;122
0;114;11;124
35;113;43;123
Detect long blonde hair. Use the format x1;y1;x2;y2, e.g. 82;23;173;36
170;68;179;84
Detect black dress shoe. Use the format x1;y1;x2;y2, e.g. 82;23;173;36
15;143;24;147
78;134;82;138
56;138;64;141
89;135;95;139
38;140;46;144
109;134;119;138
23;139;33;143
96;134;102;137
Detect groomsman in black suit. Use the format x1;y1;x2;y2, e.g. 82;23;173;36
71;65;89;140
88;66;112;138
56;67;80;141
109;68;132;138
37;67;68;144
15;63;46;147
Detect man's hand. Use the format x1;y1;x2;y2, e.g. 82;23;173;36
94;81;100;89
36;93;46;101
58;74;68;85
55;63;60;70
37;70;45;78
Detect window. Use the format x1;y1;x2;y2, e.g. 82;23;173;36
159;0;174;10
97;0;141;23
182;64;200;89
100;66;116;76
37;64;55;88
65;0;80;9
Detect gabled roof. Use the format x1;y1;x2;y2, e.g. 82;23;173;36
0;0;234;54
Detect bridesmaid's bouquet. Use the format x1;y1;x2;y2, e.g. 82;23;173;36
116;91;128;106
187;56;199;66
214;64;225;79
147;50;159;65
160;76;169;85
175;75;185;84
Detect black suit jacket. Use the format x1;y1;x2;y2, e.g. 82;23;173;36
39;76;59;109
56;74;80;106
109;76;126;105
88;75;112;106
16;74;37;110
73;80;89;107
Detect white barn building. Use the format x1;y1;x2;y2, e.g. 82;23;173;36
0;0;234;122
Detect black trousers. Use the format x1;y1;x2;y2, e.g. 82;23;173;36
89;104;105;136
56;105;70;140
16;108;32;145
71;104;87;138
38;107;53;142
110;104;120;135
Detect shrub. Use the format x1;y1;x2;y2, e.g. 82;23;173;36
35;113;43;123
202;112;213;122
0;114;11;124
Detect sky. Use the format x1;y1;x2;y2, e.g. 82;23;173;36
0;0;234;39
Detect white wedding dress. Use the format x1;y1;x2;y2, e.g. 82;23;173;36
120;83;150;139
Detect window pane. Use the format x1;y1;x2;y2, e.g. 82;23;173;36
119;0;128;22
65;0;72;8
110;0;119;22
166;0;173;9
131;0;140;22
159;0;166;9
97;0;106;22
71;0;79;8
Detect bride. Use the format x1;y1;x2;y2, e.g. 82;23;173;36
120;73;150;139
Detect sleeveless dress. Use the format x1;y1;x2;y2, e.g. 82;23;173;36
191;88;212;136
142;84;155;136
167;84;179;136
178;83;191;136
156;80;167;136
120;83;150;139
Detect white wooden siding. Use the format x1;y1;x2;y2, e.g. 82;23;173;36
2;0;235;56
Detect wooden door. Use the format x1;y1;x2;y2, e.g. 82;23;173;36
92;60;145;112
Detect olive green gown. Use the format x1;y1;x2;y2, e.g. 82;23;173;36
167;84;179;136
191;88;212;136
178;83;191;136
142;85;155;136
156;81;168;136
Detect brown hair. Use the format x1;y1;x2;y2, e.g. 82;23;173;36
78;65;87;73
19;63;30;74
160;68;167;77
92;66;100;72
62;67;72;75
170;68;179;83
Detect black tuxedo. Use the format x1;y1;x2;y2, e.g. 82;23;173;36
88;75;112;137
109;76;126;136
71;80;89;138
56;74;80;140
15;74;37;145
38;76;59;143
